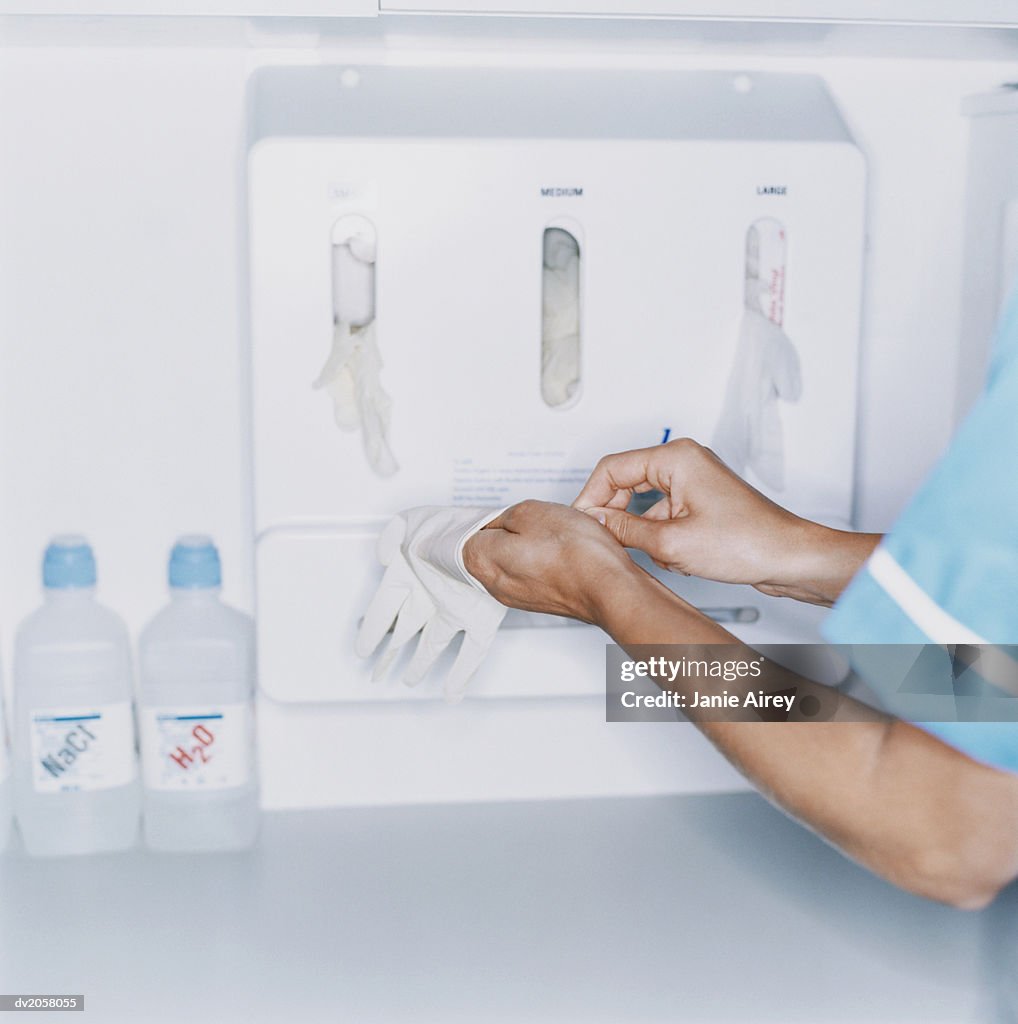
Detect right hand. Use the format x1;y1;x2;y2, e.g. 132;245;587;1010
572;438;829;601
463;500;640;624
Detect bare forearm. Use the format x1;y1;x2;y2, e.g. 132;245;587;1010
759;522;882;607
466;500;1018;906
595;568;1018;907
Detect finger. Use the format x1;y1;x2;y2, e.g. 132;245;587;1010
751;398;785;491
589;507;676;564
773;333;803;402
370;586;437;682
572;447;666;511
371;636;402;682
388;588;435;648
373;588;435;683
403;618;459;687
356;574;412;658
443;630;498;704
642;495;673;521
376;515;407;566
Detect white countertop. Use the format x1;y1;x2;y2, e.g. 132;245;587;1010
0;793;1007;1023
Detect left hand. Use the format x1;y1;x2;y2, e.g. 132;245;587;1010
462;500;639;624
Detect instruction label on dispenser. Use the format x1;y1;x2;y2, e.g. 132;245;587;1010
140;704;253;791
30;703;137;793
452;451;592;506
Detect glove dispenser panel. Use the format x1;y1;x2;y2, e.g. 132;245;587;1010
248;66;866;703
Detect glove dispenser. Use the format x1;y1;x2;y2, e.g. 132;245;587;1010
248;65;866;704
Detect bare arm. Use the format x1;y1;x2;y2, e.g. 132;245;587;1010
600;566;1018;910
465;501;1018;909
572;438;881;606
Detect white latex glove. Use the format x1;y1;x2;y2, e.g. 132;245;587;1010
711;307;802;491
314;319;398;478
356;506;508;703
541;229;581;407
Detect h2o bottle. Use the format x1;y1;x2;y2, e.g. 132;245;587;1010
138;536;259;852
13;537;140;856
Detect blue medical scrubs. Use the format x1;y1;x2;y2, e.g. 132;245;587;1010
823;284;1018;775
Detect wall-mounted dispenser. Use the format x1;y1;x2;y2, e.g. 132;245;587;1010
248;65;866;704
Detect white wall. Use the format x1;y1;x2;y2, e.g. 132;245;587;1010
0;22;1014;808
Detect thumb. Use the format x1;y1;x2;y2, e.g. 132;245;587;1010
584;507;674;562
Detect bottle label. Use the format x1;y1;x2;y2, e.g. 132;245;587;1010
140;703;253;791
30;703;137;793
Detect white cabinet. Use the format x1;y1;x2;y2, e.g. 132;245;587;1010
381;0;1018;26
4;0;1017;23
0;0;375;15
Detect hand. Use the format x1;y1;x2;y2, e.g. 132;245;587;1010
572;438;876;606
356;507;508;703
462;500;640;623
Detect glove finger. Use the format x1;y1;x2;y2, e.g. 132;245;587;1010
771;334;803;402
388;586;435;649
371;637;402;682
750;398;785;490
443;629;498;705
376;515;407;566
324;372;360;432
371;589;435;681
711;413;748;476
313;322;359;387
356;574;412;658
403;618;458;688
360;393;399;478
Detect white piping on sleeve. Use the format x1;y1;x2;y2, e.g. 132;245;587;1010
866;547;988;646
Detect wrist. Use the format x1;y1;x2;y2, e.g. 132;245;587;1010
760;520;880;606
590;564;735;644
584;561;655;627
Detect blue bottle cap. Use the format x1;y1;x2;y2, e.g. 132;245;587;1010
43;535;97;589
169;535;221;589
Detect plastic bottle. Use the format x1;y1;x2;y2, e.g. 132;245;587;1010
138;536;259;852
13;537;140;856
0;655;12;853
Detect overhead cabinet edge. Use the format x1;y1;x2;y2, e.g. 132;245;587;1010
380;0;1018;26
3;0;1018;24
0;0;376;15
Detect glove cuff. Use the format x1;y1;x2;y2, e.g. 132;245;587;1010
455;507;510;596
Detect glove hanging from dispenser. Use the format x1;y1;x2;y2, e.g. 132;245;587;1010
356;507;508;704
313;216;398;478
711;218;802;491
541;227;582;408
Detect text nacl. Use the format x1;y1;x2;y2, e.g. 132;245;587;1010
40;721;97;778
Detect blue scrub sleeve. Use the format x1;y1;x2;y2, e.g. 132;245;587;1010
824;284;1018;773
